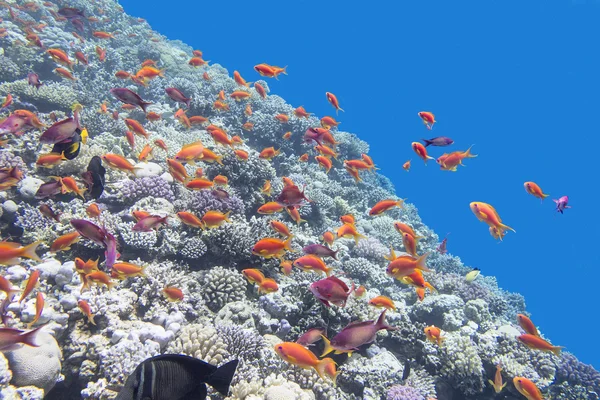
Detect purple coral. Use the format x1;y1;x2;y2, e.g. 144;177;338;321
556;352;600;393
0;150;25;169
187;190;245;216
386;384;425;400
120;176;175;203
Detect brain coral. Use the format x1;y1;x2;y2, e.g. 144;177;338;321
202;266;247;311
166;323;229;365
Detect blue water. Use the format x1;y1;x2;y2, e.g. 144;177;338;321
120;0;600;367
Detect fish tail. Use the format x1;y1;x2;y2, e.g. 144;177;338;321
224;211;232;223
415;252;431;272
332;249;339;261
376;309;398;331
21;241;42;262
325;266;333;277
185;98;191;109
498;222;516;233
316;357;337;385
140;101;152;113
464;145;477;158
552;346;563;356
422;139;432;147
283;236;294;252
396;199;406;209
19;324;44;347
205;359;239;396
425;282;437;293
320;335;334;357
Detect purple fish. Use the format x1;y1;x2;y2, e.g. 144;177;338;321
70;219;106;246
38;204;61;222
0;114;27;136
0;293;15;326
133;215;169;232
303;244;338;260
71;17;85;33
310;276;354;307
296;327;326;347
553;196;571;214
304;128;324;146
110;88;152;113
103;232;119;269
211;188;230;199
422;137;454;147
35;180;65;199
436;233;450;254
39;115;80;144
165;88;191;108
0;325;43;351
58;7;85;19
27;73;43;89
321;310;397;356
275;185;311;207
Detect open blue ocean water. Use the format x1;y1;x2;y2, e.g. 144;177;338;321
120;0;600;368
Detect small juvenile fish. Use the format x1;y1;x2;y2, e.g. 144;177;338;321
553;196;570;214
77;299;96;325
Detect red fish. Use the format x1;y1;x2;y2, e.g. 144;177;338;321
411;142;434;165
418;111;436;129
326;92;344;115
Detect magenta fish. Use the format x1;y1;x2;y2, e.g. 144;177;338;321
275;185;311;207
27;73;43;89
103;232;119;269
321;310;397;356
296;327;326;347
39;114;80;144
302;244;338;260
0;114;27;136
70;219;106;246
304;128;325;146
553;196;571;214
437;233;449;254
165;88;191;108
422;137;454;147
110;88;152;113
211;188;229;199
58;7;84;19
35;180;65;199
132;215;168;232
309;276;354;307
0;325;44;351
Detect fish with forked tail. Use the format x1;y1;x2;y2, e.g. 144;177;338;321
115;355;238;400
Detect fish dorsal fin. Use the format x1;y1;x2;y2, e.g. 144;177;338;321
182;141;203;149
0;241;21;248
344;320;373;328
326;276;348;291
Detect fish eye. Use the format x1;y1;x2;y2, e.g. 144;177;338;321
278;346;283;350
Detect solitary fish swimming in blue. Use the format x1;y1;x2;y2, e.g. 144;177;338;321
115;355;238;400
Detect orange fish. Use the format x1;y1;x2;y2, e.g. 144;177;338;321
185;178;214;190
315;145;338;160
27;292;44;328
368;295;396;311
339;214;355;226
188;57;208;67
242;122;254;131
299;153;309;162
86;203;101;218
114;71;131;80
369;199;404;216
437;146;477;171
271;220;292;237
274;342;337;382
261;180;272;195
488;364;506;394
234;149;249;161
424;325;443;345
282;131;292;140
125;131;135;150
254;63;287;79
163;286;184;302
18;270;40;304
77;299;96;325
386;250;430;279
517;314;539;337
200;148;223;165
86;271;115;290
518;334;562;355
282;177;295;187
401;232;418;257
141;59;157;67
513;377;543;400
393;222;419;238
93;31;116;39
403;160;411;171
320;116;340;129
146;112;162;121
259;147;280;160
294;106;311;118
95;46;106;62
242;269;265;285
233;71;251;87
244;104;252;116
61;176;87;199
177;211;203;228
74;51;88;65
524;182;549;202
132;210;152;222
1;93;13;109
213;175;228;186
470;202;515;237
325;92;344;115
136;66;165;79
254;83;267;98
418;111;436;130
50;231;80;252
252;237;293;259
286;206;306;225
124;119;148;138
175;141;204;164
343;159;373;171
111;262;146;279
202;72;210;80
138;144;153;162
315;155;332;173
192;50;203;57
354;285;366;297
102;154;137;174
275;114;289;123
213;100;230;111
336;224;365;244
293;255;332;276
258;278;279;294
201;210;231;229
280;260;293;276
411;142;435;165
257;202;283;215
189;115;208;125
210;129;234;147
47;48;73;69
166;159;188;183
36;152;67;167
345;166;362;183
